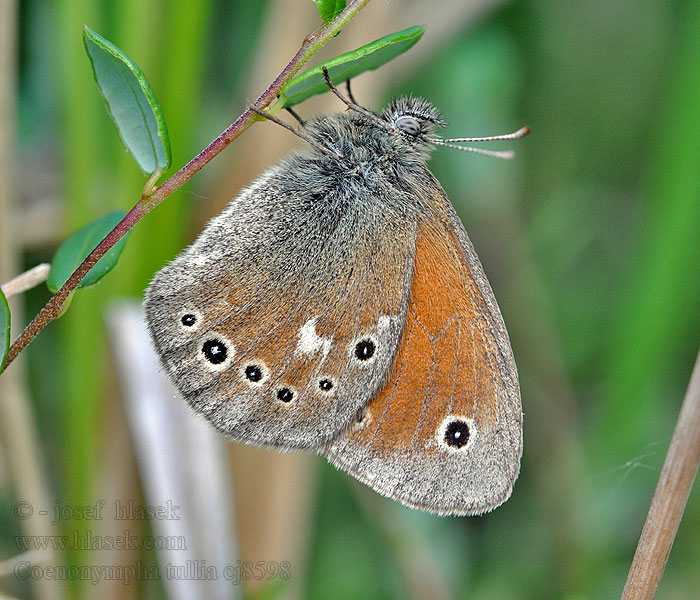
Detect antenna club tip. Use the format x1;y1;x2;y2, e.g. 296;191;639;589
519;126;531;137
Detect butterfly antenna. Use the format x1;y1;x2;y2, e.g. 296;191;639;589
430;140;515;159
252;106;344;160
439;126;531;143
428;126;530;160
322;67;393;132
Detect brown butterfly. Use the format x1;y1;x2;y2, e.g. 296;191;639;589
144;75;526;516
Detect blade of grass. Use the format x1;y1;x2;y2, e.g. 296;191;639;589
1;2;67;597
55;4;106;596
114;0;212;296
0;289;9;371
596;0;700;466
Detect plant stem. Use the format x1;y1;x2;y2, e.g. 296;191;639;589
620;347;700;599
0;0;372;374
1;264;51;298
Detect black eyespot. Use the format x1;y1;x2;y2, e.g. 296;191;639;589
181;313;197;326
245;365;263;382
319;379;334;392
202;339;227;364
356;408;366;423
354;339;376;361
277;388;294;403
396;115;422;137
444;420;470;448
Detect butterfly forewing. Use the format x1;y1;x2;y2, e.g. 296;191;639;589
145;164;417;449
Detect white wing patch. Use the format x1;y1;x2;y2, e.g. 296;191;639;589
378;315;392;330
296;318;333;361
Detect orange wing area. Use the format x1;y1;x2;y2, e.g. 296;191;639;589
365;221;501;451
324;215;521;515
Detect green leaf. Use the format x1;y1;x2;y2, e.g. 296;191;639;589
48;210;131;293
83;25;171;175
278;25;425;109
0;288;9;372
314;0;346;23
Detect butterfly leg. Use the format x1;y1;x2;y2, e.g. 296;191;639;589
251;106;343;160
285;106;305;126
321;67;393;133
345;79;358;105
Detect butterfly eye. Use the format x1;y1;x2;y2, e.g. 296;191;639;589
437;416;475;452
395;116;422;137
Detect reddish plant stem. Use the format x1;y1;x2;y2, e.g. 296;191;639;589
3;201;148;369
1;0;372;373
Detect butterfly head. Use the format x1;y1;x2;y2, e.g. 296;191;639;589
302;96;447;171
380;96;529;161
381;96;447;158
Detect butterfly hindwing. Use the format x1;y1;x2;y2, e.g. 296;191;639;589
323;181;522;515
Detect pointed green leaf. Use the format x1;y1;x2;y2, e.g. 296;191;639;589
48;210;131;292
0;288;9;372
278;26;425;109
314;0;346;23
83;25;171;175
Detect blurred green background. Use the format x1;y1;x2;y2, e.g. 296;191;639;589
1;0;699;598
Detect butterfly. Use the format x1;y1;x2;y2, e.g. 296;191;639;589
144;74;525;516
